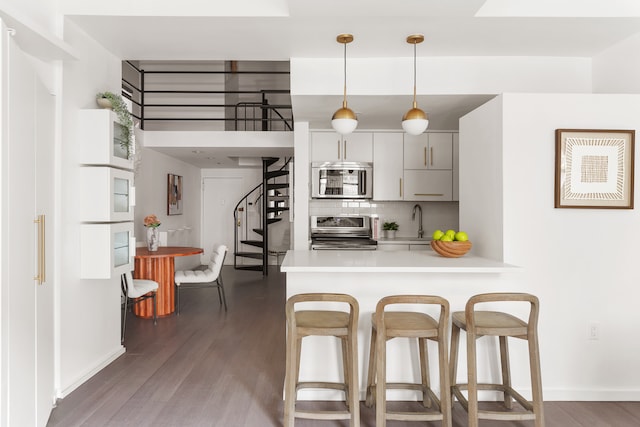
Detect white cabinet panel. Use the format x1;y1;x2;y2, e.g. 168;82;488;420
404;170;453;201
453;133;459;201
311;131;373;162
373;132;404;200
80;167;134;222
81;222;135;279
79;109;133;170
404;133;453;170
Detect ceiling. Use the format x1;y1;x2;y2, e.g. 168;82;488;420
65;0;640;167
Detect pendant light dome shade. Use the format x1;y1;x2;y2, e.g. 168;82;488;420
402;34;429;135
332;34;358;135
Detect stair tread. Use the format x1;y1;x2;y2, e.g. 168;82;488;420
252;228;264;236
235;252;264;259
235;265;264;271
267;218;282;224
241;240;264;248
265;170;289;179
266;207;290;213
267;183;289;190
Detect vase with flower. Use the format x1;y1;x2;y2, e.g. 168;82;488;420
144;214;161;251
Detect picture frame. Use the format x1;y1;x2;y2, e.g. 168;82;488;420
555;129;635;209
167;173;183;215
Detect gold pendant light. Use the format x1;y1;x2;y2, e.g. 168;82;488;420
331;33;358;135
402;34;429;135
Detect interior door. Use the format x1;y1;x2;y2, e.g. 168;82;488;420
0;22;55;427
202;177;246;264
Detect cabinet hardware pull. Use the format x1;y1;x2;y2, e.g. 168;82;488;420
337;139;340;159
400;178;403;197
34;214;45;285
414;193;444;196
424;147;427;166
430;147;434;166
344;140;347;159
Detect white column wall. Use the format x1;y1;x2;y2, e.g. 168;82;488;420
593;33;640;94
461;93;640;400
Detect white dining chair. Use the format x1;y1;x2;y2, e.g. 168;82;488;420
174;244;228;314
120;271;158;343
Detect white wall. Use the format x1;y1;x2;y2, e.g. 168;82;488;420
593;33;640;94
292;56;593;96
57;19;125;397
460;93;640;400
134;145;202;271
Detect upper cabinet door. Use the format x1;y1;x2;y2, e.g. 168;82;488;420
79;109;133;170
311;131;373;163
373;132;404;201
80;167;135;222
403;133;453;170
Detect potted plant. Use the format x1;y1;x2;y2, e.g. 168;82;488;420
382;221;399;239
96;91;133;159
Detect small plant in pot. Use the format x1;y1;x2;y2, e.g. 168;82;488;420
382;221;399;239
96;91;133;159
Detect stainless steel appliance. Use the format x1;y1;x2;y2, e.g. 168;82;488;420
310;215;377;250
311;162;373;199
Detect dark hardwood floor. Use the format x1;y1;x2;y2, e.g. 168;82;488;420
47;266;640;427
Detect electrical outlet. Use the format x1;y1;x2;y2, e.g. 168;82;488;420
588;322;600;340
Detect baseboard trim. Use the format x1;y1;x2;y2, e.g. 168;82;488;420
56;345;125;399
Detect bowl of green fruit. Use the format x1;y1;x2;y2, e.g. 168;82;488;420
430;229;472;258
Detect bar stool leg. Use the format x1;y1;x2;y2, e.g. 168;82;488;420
449;322;461;407
365;327;377;407
375;329;387;427
283;329;297;427
347;326;360;427
438;333;453;427
418;337;432;408
530;333;545;427
499;336;512;409
466;329;479;427
341;336;351;408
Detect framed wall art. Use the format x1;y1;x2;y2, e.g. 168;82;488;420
555;129;635;209
167;173;183;215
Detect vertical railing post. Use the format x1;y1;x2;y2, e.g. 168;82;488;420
140;69;145;130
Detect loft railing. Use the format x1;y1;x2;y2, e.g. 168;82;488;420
121;61;293;131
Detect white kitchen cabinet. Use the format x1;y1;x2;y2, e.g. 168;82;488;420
80;222;135;279
404;169;453;201
311;131;373;163
79;109;133;170
80;167;135;222
373;132;404;200
453;133;459;201
404;132;453;170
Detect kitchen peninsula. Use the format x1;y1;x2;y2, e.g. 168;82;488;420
280;249;518;401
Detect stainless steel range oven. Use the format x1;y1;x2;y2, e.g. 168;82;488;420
310;215;377;250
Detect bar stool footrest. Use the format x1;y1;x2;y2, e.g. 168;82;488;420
452;384;537;419
295;409;351;420
387;411;444;422
297;381;347;392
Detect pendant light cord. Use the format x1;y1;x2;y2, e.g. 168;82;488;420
412;41;417;109
343;41;348;108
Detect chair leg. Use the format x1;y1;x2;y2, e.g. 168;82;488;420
529;333;545;427
217;276;228;311
152;292;157;325
347;326;360;427
341;336;350;408
375;331;386;427
176;283;181;315
121;296;128;344
283;327;297;427
499;336;512;408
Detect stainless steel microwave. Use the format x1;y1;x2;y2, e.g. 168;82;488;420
311;162;373;199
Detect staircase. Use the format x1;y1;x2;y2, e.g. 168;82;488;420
233;157;291;275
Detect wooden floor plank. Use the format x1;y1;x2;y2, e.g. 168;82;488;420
47;266;640;427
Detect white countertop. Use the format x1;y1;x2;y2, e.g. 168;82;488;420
281;250;516;273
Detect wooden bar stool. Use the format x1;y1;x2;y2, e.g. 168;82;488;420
284;293;360;427
365;295;451;427
450;293;544;427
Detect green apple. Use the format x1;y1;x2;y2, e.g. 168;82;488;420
445;229;456;238
454;231;469;242
440;234;453;242
432;229;444;240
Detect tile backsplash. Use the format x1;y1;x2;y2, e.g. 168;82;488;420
309;199;459;239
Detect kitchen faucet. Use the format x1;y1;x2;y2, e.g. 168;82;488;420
412;204;424;238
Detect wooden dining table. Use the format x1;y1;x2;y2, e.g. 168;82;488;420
133;246;204;318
